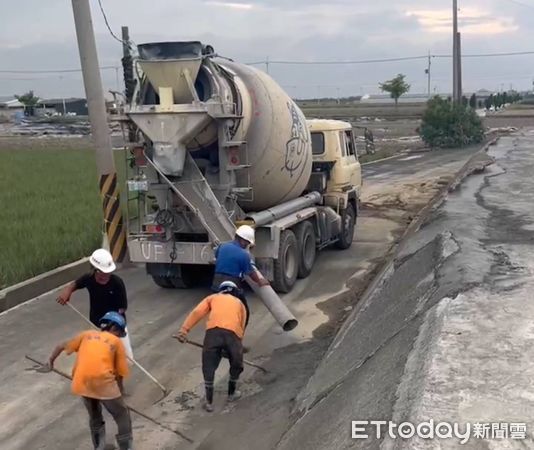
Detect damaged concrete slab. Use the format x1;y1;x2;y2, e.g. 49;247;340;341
277;131;534;449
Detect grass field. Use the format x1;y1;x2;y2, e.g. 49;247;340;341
0;143;126;289
298;101;427;120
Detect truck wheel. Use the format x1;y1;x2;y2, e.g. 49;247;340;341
336;204;356;250
169;264;197;289
273;229;299;293
152;275;174;288
295;221;316;279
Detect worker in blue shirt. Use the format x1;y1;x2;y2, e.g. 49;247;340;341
211;225;269;328
211;225;269;292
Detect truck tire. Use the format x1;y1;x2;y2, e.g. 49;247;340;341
336;204;356;250
295;221;316;279
272;229;299;293
169;264;197;289
152;275;174;288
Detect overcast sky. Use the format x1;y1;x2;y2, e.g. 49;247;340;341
1;0;534;99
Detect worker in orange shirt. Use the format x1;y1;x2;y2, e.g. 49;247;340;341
45;311;132;450
174;281;247;412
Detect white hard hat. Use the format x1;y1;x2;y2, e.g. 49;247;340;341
89;248;116;273
235;225;255;245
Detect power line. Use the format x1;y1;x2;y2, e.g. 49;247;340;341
247;55;429;65
435;50;534;58
97;0;125;45
3;49;534;77
0;66;118;74
246;50;534;66
500;0;534;9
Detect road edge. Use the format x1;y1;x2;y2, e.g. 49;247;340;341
0;258;89;313
287;136;499;424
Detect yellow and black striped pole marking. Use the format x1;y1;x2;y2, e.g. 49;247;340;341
99;172;127;262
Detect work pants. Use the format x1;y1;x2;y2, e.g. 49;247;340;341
202;327;244;402
83;396;132;449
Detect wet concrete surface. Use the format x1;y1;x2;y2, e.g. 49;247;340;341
278;131;534;449
0;143;486;450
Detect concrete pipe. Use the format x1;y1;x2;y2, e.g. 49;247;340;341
245;271;298;331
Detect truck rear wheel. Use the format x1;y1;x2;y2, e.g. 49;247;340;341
295;221;316;279
152;275;174;289
149;264;197;289
336;204;356;250
170;264;197;289
272;229;299;293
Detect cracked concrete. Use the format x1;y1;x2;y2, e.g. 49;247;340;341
277;131;534;449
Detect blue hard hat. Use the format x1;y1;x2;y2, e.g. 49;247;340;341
99;311;126;336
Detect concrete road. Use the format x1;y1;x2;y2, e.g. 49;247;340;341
0;145;483;450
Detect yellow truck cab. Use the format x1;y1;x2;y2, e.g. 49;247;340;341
307;119;362;214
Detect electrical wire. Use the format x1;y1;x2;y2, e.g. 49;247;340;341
500;0;534;8
3;50;534;77
246;55;429;65
246;50;534;66
0;66;117;74
97;0;125;45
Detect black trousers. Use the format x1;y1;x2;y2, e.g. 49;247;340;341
202;327;244;384
82;396;132;439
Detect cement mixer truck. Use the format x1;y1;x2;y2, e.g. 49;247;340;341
124;41;362;294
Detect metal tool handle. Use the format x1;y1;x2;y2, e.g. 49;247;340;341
25;355;192;442
65;302;168;396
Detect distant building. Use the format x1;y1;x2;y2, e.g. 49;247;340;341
37;98;88;116
0;96;24;121
359;93;431;104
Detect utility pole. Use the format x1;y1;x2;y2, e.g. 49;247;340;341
457;31;463;102
452;0;460;102
121;25;136;142
265;56;270;74
425;51;432;99
114;66;120;92
71;0;127;262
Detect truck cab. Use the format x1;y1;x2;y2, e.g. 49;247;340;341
307;119;362;212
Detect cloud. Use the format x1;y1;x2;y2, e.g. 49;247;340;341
205;1;255;10
0;0;533;98
407;8;518;35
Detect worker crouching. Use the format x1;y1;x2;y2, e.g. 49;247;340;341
174;281;247;412
46;312;132;450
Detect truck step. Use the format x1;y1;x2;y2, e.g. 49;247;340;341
231;187;253;194
221;141;246;147
213;113;244;119
226;164;251;171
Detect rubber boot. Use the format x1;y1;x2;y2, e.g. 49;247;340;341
204;384;214;412
228;379;241;402
116;433;133;450
90;422;106;450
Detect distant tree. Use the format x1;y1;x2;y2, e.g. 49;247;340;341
379;74;410;107
485;96;493;110
502;92;508;105
494;93;503;109
15;90;40;116
469;93;477;109
462;96;469;107
478;100;483;108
